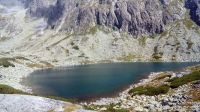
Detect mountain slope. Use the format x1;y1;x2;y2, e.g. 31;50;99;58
0;0;200;65
24;0;185;36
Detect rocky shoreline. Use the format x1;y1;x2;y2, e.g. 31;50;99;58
0;0;200;111
0;57;199;112
83;65;200;112
0;58;94;112
0;63;34;93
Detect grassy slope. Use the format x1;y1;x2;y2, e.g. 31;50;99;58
0;84;76;103
129;69;200;96
169;71;200;88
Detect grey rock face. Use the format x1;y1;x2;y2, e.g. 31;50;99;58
185;0;200;26
22;0;186;36
192;80;200;88
0;0;22;7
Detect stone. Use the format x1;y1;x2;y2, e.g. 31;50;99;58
100;107;107;111
192;80;200;88
135;106;144;111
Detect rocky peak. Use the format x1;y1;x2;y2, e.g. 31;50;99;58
21;0;198;36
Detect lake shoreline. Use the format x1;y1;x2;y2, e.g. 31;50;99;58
22;62;200;102
0;61;199;102
1;62;199;111
84;64;200;111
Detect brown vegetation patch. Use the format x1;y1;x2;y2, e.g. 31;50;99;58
153;73;171;81
187;87;200;102
26;63;44;68
40;61;54;68
187;65;200;72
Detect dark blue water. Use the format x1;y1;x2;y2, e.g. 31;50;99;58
25;62;199;101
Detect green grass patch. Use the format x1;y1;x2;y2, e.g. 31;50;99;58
0;84;76;103
45;96;77;103
103;104;129;112
0;57;27;67
15;56;29;60
152;53;163;60
40;61;54;68
160;31;168;37
187;66;200;72
89;26;98;35
138;36;147;46
0;36;9;42
0;58;15;67
154;46;158;53
26;63;44;68
117;54;136;61
77;26;98;35
72;46;79;50
152;46;163;60
84;103;129;112
128;85;170;96
183;19;194;29
187;40;193;50
169;71;200;88
0;84;27;94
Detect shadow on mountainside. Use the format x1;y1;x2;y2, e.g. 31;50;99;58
185;0;200;26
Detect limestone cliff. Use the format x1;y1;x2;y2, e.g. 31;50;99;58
23;0;187;36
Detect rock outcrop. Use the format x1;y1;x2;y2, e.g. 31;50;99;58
22;0;187;36
0;0;200;63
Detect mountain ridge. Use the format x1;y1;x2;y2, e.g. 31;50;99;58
0;0;200;65
23;0;186;36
